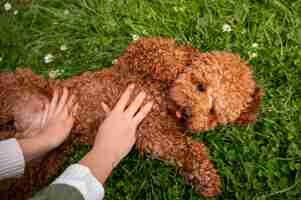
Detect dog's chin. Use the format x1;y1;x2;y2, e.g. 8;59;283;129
177;111;218;132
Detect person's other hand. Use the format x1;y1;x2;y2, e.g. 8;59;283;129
37;87;78;148
80;84;153;184
19;88;78;161
95;84;153;164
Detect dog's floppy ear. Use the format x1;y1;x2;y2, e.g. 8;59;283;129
236;87;263;124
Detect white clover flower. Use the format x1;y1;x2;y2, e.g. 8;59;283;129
60;44;68;51
249;52;257;59
252;43;259;48
222;24;232;32
64;9;70;15
48;69;59;79
4;2;12;11
132;34;139;41
13;10;18;15
48;69;64;79
44;54;54;64
112;59;117;65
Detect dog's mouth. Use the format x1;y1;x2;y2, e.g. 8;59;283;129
176;107;192;122
175;105;218;131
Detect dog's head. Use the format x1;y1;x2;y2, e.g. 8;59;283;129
169;52;262;131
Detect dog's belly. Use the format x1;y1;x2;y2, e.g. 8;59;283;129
59;67;177;144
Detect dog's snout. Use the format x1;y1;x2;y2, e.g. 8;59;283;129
181;107;192;120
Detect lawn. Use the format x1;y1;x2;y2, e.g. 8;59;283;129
1;0;301;199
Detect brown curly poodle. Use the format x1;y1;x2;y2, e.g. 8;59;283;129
0;37;262;199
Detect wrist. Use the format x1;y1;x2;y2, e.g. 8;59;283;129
18;136;50;162
79;148;116;184
35;130;60;150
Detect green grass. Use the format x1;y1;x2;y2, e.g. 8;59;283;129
1;0;301;199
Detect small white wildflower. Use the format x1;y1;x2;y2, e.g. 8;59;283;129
112;59;117;65
48;69;59;79
0;57;2;62
60;44;68;51
132;34;139;41
222;24;232;32
44;54;54;64
13;10;18;15
48;69;64;79
252;43;259;48
64;9;70;15
4;2;12;11
249;52;257;59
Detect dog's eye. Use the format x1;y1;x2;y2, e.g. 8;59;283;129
196;83;205;92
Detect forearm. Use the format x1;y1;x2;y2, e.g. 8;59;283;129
79;148;116;184
18;135;50;162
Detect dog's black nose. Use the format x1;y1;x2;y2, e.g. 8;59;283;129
181;107;192;120
196;83;205;92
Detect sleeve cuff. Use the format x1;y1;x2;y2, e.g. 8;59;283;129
0;138;25;180
52;164;105;200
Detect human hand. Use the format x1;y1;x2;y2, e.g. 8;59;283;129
37;87;78;148
19;88;78;161
95;84;153;164
80;84;153;184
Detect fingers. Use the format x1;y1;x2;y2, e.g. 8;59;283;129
126;91;146;117
41;103;49;128
56;87;69;115
114;84;135;111
66;94;76;112
72;103;79;117
48;87;76;120
65;102;78;127
101;102;111;114
48;88;59;117
133;101;153;124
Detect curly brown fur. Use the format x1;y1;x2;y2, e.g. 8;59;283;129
0;68;220;199
169;51;261;131
0;37;262;199
116;37;200;83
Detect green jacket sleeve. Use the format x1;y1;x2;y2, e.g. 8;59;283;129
30;164;104;200
30;184;85;200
